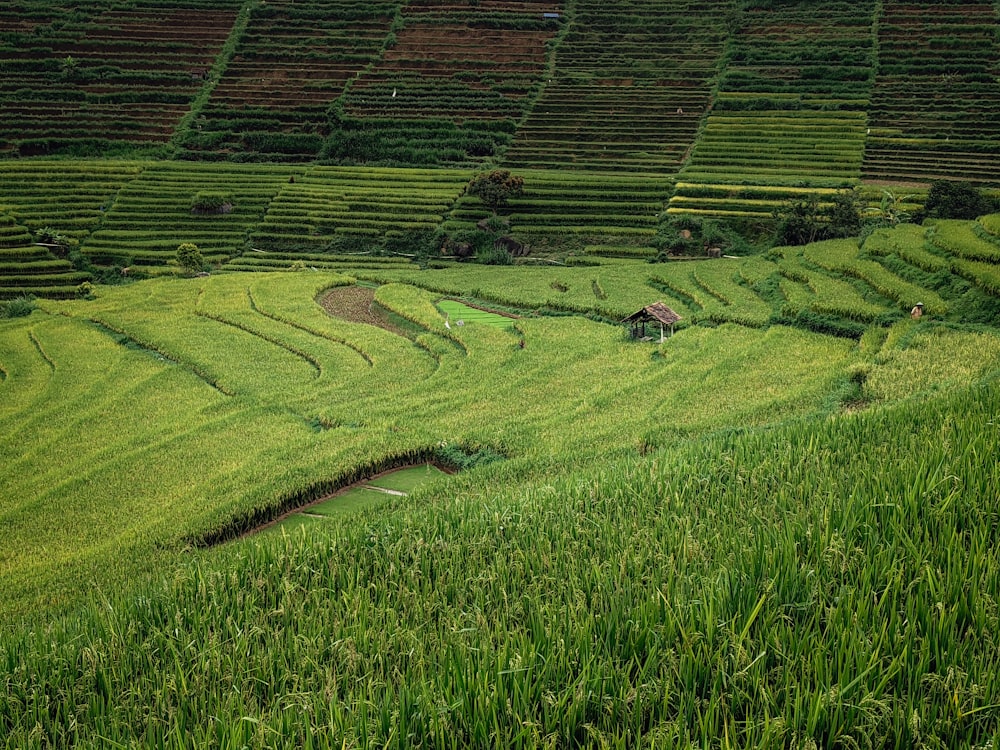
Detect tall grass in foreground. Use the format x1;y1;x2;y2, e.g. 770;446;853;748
2;380;998;748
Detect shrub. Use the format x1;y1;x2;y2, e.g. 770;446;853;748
1;295;36;318
773;196;826;246
175;243;204;274
76;281;95;299
475;245;513;265
35;227;77;254
191;191;234;214
466;170;524;215
919;181;999;221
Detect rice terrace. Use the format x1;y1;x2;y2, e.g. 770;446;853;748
2;0;1000;747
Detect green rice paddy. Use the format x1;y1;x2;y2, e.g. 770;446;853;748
436;299;517;329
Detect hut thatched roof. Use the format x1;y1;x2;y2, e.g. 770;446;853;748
622;302;682;326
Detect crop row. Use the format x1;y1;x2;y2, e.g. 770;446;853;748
674;0;876;217
445;169;672;248
79;162;300;265
324;0;560;167
0;213;90;298
250;167;470;251
0;3;239;156
862;0;1000;183
182;0;399;160
503;0;727;172
802;238;947;315
769;244;891;322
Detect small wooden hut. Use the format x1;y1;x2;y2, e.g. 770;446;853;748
623;302;682;342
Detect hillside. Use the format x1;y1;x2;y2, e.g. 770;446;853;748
3;0;1000;183
3;2;1000;745
2;220;1000;745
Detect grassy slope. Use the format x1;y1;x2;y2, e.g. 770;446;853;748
1;351;999;747
2;228;1000;745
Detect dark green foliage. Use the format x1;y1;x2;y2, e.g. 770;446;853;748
322;118;511;166
475;244;513;266
0;295;36;318
773;196;826;246
826;189;864;238
920;181;1000;221
434;443;505;470
176;242;204;273
380;228;443;262
190;190;233;214
466;170;525;215
653;215;754;260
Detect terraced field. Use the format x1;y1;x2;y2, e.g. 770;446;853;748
0;214;89;300
80;162;301;268
180;0;399;160
503;0;730;171
863;0;1000;184
5;4;1000;745
673;0;876;216
4;218;1000;745
0;1;240;156
0;160;144;241
328;0;561;165
445;169;674;248
249;166;471;251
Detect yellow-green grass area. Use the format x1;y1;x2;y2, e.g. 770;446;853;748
80;162;303;268
862;224;951;273
927;220;1000;264
649;260;774;328
250;167;472;250
864;319;1000;402
3;251;1000;745
366;463;448;493
769;244;891;322
444;169;672;244
307;487;394;517
979;213;1000;238
221;250;418;273
803;238;948;315
2;267;878;621
0;159;147;241
3;329;1000;747
672;109;867;219
0;215;90;300
356;260;676;320
279;464;450;529
667;182;847;219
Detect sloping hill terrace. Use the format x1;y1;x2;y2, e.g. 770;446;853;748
178;0;400;161
326;0;563;166
671;0;877;218
3;222;1000;745
863;0;1000;184
503;0;730;171
1;0;1000;260
0;0;242;157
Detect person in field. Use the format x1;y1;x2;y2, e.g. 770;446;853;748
911;302;924;319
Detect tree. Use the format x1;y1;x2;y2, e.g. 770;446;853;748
176;243;204;274
826;189;864;238
921;181;998;220
773;195;825;246
466;169;524;214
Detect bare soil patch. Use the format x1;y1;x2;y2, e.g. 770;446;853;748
318;285;409;337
